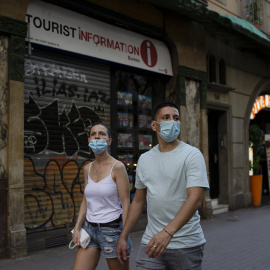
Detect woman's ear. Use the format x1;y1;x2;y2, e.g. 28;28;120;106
88;138;90;143
107;138;112;146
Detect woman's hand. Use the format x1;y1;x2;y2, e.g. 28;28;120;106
72;229;81;247
116;235;130;265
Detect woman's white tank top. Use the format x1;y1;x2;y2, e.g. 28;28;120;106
84;161;122;223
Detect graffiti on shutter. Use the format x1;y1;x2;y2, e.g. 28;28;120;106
24;53;110;230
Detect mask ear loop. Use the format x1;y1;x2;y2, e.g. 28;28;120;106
154;121;162;138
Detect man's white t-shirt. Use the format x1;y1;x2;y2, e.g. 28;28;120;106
135;141;210;249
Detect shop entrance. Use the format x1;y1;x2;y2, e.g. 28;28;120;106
23;49;110;251
208;109;219;198
208;108;229;203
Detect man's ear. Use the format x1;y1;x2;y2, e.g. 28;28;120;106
88;138;90;143
151;121;157;132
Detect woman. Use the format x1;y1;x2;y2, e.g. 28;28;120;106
72;122;132;270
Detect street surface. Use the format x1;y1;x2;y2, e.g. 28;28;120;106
1;205;270;270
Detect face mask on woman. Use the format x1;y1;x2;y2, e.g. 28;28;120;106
155;120;181;142
88;139;108;154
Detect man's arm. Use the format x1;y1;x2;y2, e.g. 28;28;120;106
146;186;204;258
116;188;147;264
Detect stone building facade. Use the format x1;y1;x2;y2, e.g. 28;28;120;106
0;0;270;259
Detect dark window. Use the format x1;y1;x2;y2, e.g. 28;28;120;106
219;59;226;85
208;55;216;83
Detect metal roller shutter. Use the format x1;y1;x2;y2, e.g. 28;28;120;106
24;51;110;230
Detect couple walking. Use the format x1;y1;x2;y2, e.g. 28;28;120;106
71;102;209;270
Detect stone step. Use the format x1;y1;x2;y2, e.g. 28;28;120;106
211;199;229;215
211;198;218;206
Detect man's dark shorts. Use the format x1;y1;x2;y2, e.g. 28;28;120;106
136;243;204;270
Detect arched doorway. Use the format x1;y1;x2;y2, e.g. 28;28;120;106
249;95;270;202
245;81;270;205
250;109;270;195
207;103;230;215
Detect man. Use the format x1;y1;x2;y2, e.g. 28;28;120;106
117;102;209;270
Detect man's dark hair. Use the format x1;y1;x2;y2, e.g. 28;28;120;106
90;122;111;138
152;102;179;120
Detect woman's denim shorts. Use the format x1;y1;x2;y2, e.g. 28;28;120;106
83;219;133;259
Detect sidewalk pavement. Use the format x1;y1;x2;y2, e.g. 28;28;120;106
1;204;270;270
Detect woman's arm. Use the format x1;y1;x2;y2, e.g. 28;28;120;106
72;163;90;246
113;161;130;225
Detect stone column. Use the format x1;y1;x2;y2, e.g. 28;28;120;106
177;66;213;219
0;15;28;258
7;78;27;258
0;35;9;259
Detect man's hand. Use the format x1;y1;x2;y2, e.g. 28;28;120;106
145;230;172;258
116;236;130;264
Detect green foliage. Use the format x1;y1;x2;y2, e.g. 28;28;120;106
249;124;264;175
245;1;262;24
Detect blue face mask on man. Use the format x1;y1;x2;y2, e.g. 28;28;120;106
156;120;181;142
88;139;108;154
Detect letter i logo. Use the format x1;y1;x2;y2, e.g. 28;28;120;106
146;41;151;66
140;40;157;67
